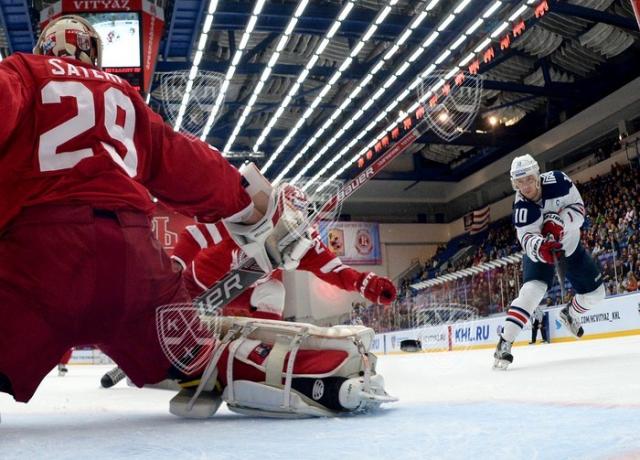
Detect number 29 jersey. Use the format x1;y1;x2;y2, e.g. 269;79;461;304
513;170;586;260
0;53;251;231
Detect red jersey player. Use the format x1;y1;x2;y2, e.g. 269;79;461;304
0;15;262;404
0;16;396;418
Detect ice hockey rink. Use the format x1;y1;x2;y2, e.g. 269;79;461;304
2;335;639;460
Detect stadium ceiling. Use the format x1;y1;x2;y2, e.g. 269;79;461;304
2;0;639;221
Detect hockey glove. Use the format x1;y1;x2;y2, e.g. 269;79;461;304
537;238;563;265
224;183;310;274
281;236;314;271
542;212;564;242
358;272;397;305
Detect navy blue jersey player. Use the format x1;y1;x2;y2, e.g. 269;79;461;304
493;155;605;369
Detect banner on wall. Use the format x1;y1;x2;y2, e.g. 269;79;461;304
464;206;490;234
373;292;640;354
318;221;381;265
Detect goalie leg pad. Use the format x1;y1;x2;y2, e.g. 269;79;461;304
211;317;396;417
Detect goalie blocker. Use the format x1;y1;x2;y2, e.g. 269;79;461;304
167;316;397;418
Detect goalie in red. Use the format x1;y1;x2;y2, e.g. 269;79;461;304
102;165;397;387
0;15;395;418
101;165;398;417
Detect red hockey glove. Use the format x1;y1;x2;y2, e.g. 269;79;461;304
537;239;563;265
358;272;397;305
542;212;564;242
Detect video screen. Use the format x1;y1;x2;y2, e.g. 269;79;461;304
82;12;141;68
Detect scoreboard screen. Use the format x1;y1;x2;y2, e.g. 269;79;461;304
84;12;141;67
82;12;143;90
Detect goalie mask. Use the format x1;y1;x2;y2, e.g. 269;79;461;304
34;15;102;68
278;184;316;219
238;162;317;222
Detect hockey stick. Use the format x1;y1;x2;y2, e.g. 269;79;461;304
193;118;432;315
552;249;567;302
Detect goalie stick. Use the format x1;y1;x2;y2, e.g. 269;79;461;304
193;119;431;315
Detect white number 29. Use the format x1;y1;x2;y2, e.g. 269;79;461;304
38;81;138;177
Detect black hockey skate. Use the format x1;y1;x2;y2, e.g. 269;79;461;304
493;337;513;370
57;364;68;377
101;366;126;388
559;305;584;338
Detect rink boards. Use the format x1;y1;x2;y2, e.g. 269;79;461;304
371;292;640;354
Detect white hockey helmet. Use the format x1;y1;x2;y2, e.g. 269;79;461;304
34;15;102;68
510;154;540;190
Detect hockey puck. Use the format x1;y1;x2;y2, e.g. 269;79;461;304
400;339;421;352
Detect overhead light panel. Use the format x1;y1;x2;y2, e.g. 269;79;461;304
438;13;456;32
423;31;439;47
474;37;492;53
361;25;378;42
222;0;308;152
509;4;528;20
375;6;393;24
449;35;467;50
338;1;354;20
454;0;472;13
490;21;509;38
435;49;451;64
483;0;502;18
465;18;484;35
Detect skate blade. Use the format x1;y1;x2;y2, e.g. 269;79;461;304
560;317;584;339
492;359;510;370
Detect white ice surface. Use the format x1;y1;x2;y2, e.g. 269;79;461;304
2;335;640;460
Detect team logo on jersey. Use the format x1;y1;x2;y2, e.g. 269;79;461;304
541;172;556;184
156;304;215;374
230;249;245;270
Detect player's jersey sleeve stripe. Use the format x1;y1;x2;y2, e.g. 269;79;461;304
320;258;343;273
186;225;208;249
204;223;222;244
566;204;585;215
